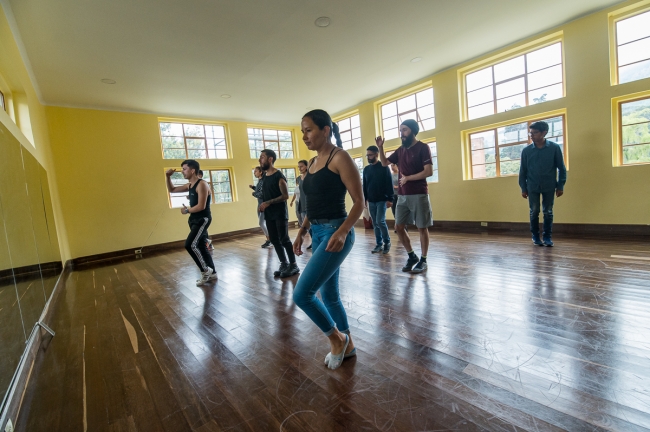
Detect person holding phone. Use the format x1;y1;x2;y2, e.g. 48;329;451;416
165;160;217;285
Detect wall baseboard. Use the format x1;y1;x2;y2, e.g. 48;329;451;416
0;261;64;281
71;226;264;268
0;261;71;431
70;219;649;269
355;219;650;236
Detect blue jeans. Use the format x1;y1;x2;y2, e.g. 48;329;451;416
368;201;390;246
528;190;555;237
292;218;355;336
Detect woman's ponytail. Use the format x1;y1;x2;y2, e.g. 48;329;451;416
331;122;343;148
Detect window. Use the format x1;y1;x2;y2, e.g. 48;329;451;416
620;97;650;165
159;122;228;159
168;172;190;208
208;170;234;203
616;10;650;84
280;168;297;195
469;115;565;179
465;42;563;120
248;128;294;159
426;142;439;183
336;114;362;150
353;157;363;177
167;169;233;208
380;88;435;140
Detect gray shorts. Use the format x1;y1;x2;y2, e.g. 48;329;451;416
395;194;433;229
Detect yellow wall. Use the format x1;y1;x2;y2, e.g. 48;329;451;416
0;5;69;262
46;107;309;259
339;0;650;225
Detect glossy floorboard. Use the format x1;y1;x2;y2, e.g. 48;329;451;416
0;271;59;402
16;229;650;431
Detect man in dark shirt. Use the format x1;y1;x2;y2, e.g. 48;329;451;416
377;119;433;273
363;145;394;254
519;121;567;247
259;149;300;278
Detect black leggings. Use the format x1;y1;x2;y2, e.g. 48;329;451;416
185;217;215;272
266;219;295;264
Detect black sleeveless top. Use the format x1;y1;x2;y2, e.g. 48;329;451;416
303;148;347;220
188;179;211;221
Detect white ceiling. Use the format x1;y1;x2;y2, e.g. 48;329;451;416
6;0;624;125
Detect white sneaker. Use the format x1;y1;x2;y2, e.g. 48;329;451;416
196;268;217;285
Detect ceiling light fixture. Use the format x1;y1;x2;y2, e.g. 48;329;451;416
221;94;231;99
410;57;422;63
315;17;331;27
101;78;116;84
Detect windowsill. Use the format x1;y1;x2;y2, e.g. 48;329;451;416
614;161;650;167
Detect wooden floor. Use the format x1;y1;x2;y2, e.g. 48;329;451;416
16;229;650;432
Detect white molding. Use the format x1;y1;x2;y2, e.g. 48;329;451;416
0;0;44;103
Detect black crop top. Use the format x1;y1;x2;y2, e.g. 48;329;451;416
302;148;347;220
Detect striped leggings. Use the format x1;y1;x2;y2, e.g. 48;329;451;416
185;217;215;272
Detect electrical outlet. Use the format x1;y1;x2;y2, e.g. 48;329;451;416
481;222;488;227
135;249;142;254
5;419;14;432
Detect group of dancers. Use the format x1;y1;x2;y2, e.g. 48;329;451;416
165;108;565;370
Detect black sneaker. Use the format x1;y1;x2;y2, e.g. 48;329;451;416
402;255;419;272
280;263;300;278
411;260;428;273
382;242;391;254
261;240;272;248
371;245;383;254
274;263;289;277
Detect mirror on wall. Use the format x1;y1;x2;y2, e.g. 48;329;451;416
0;195;27;404
0;121;62;406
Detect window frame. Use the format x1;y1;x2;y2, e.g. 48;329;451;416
165;167;235;208
207;168;236;204
333;111;362;151
614;92;650;167
609;5;650;85
158;120;230;160
378;87;435;140
373;82;435;138
458;33;564;122
279;167;298;195
421;139;439;184
247;126;296;160
353;157;364;177
462;110;568;180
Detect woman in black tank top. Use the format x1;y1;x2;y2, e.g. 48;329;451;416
292;109;365;370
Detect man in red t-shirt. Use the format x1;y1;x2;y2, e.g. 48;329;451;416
376;119;433;273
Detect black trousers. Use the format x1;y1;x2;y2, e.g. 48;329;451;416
185;217;215;272
266;219;295;264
